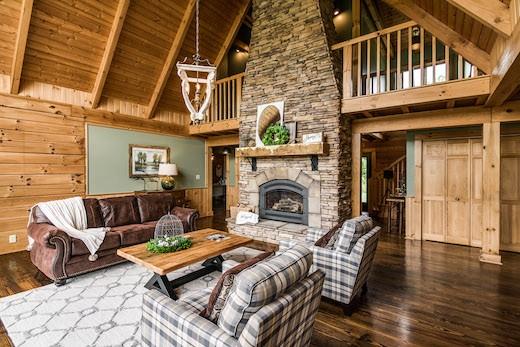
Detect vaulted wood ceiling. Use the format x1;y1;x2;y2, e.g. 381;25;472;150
0;0;518;120
0;0;249;117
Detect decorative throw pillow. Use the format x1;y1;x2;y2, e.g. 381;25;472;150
200;251;274;323
217;244;312;338
315;218;347;248
334;215;374;254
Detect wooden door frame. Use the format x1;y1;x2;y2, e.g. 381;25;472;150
205;135;239;216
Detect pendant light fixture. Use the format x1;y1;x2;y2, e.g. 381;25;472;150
177;0;216;124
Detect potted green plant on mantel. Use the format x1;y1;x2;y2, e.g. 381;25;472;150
261;122;290;146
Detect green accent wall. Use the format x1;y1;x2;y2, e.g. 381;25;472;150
229;151;236;186
87;125;205;195
406;132;415;197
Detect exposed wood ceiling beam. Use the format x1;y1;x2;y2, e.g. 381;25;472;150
383;0;492;74
146;0;197;119
486;21;520;106
445;0;512;37
10;0;33;94
90;0;129;108
214;0;251;67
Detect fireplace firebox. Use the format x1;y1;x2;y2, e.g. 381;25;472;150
259;179;308;225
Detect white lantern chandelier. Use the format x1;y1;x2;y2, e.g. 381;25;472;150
177;0;216;124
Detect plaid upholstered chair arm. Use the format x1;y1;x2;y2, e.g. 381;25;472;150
237;270;325;347
305;228;328;243
141;290;238;347
278;239;311;250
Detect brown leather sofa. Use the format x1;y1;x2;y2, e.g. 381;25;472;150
28;192;199;285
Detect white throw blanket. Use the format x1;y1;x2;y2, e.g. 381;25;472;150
28;197;108;260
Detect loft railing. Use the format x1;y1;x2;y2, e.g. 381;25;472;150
331;21;484;100
205;72;244;123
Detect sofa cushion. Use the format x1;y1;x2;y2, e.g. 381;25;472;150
83;198;104;228
98;196;141;227
217;244;312;338
179;288;213;313
71;231;121;256
334;215;374;254
200;251;274;323
111;224;155;246
136;193;174;223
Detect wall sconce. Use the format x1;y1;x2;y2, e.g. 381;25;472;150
411;26;421;51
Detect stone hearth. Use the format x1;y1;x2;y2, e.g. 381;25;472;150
227;0;352;244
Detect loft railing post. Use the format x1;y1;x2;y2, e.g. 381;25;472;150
343;45;353;99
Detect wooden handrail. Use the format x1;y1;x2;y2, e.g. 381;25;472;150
331;21;416;50
215;72;245;84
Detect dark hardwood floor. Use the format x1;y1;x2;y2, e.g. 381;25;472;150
1;215;519;347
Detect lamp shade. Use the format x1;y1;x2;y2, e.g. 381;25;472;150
158;163;178;176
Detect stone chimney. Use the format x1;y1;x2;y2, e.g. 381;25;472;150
229;0;352;243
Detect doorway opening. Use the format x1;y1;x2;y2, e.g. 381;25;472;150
210;145;239;225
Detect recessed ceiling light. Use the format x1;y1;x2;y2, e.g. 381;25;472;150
334;8;340;16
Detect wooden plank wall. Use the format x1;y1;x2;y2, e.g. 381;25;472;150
0;93;207;255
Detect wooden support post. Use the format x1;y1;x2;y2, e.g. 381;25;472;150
343;45;353;98
352;133;361;217
10;0;33;94
480;121;502;265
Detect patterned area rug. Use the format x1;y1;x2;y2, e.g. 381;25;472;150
0;247;260;347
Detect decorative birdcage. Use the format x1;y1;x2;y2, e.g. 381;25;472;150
154;214;184;239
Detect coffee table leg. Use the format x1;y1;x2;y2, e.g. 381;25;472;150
145;274;178;300
201;255;224;272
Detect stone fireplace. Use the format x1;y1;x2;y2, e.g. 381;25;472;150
227;0;352;244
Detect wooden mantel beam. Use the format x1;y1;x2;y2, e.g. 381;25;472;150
445;0;512;37
10;0;34;94
383;0;492;74
146;0;197;119
486;21;520;106
90;0;129;108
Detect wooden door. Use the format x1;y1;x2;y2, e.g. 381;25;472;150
422;141;446;242
500;136;520;252
470;140;483;247
446;140;471;245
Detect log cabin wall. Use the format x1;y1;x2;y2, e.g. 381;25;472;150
0;93;210;255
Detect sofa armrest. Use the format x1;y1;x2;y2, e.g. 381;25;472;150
142;290;237;347
27;223;71;249
306;228;328;243
279;239;310;251
171;206;199;232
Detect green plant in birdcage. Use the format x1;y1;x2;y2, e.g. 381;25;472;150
262;122;290;146
147;214;192;253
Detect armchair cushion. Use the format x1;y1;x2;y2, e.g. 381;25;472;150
217;244;312;338
334;215;373;254
136;193;174;223
200;251;274;323
142;290;238;347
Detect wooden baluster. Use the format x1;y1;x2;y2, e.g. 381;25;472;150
343;45;353;98
471;64;478;78
227;80;231;119
219;84;222;121
432;36;436;84
458;55;463;79
237;75;242;118
386;32;391;92
357;42;362;97
397;30;402;90
445;44;450;81
420;28;424;87
366;39;371;95
408;27;412;88
376;36;381;94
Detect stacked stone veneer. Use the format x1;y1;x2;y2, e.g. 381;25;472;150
227;0;352;244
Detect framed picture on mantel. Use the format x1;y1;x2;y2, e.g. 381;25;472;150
129;145;170;178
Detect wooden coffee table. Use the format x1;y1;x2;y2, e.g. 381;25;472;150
117;228;252;300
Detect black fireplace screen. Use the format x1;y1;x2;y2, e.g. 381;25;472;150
259;179;308;225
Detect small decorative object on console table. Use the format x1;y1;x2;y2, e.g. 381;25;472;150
158;163;178;190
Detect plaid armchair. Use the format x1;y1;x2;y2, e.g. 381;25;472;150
141;267;325;347
279;224;381;313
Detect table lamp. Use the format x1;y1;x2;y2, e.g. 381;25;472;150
158;163;178;190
